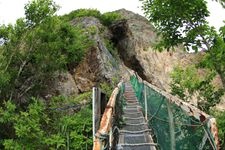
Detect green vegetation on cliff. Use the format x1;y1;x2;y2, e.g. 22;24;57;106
62;9;122;26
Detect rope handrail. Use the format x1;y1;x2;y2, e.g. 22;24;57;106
149;113;209;127
117;143;158;146
129;70;219;150
92;69;220;150
93;81;123;150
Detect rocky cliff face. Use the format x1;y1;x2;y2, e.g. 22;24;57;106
48;9;192;96
111;9;224;108
111;9;201;91
46;9;224;108
46;16;127;97
71;17;127;92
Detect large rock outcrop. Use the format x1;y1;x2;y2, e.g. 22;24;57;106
71;17;126;92
44;9;224;109
44;17;126;97
110;9;224;109
111;9;224;92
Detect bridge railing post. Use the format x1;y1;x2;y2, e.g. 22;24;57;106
92;87;98;141
109;128;112;149
144;82;148;121
92;87;103;141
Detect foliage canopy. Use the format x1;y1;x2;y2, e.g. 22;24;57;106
0;96;92;149
62;9;122;26
170;66;224;112
0;1;92;103
141;0;210;51
24;0;59;27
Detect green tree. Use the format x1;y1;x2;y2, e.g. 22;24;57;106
216;0;225;8
210;110;225;149
141;1;225;147
141;0;225;88
100;12;122;26
62;9;101;22
199;28;225;87
170;66;224;113
61;8;122;26
141;0;210;51
1;99;49;149
0;97;92;149
0;1;91;104
24;0;59;27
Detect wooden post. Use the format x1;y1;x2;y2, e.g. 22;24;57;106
92;87;96;140
144;84;148;121
167;101;175;150
92;87;101;140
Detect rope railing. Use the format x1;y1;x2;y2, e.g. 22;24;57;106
93;81;124;150
130;71;220;150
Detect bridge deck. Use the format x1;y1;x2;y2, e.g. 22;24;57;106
116;83;157;150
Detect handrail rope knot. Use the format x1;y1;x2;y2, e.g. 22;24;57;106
95;133;109;141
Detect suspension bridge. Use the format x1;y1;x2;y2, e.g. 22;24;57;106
92;71;219;150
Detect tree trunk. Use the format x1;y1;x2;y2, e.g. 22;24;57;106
220;74;225;89
217;70;225;89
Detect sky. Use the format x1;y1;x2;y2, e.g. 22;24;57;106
0;0;225;31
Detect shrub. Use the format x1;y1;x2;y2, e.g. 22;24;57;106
170;66;224;112
101;12;122;26
0;96;92;149
62;9;101;21
0;16;92;102
61;9;122;27
100;82;114;98
210;110;225;149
